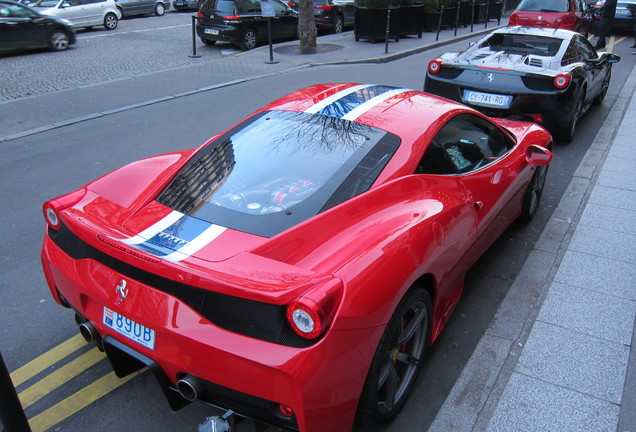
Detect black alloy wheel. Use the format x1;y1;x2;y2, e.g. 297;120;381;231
594;70;611;105
519;164;549;223
558;89;584;143
357;288;431;425
49;29;70;51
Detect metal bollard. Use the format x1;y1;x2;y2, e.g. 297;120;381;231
189;15;201;58
0;351;31;432
385;9;392;53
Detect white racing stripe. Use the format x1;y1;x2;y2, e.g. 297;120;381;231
304;84;374;114
118;211;184;245
162;224;227;262
341;88;410;121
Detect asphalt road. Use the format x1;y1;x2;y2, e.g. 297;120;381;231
1;16;635;432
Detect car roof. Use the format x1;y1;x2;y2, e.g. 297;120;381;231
258;83;478;143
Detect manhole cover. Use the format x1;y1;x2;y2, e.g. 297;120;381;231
274;43;344;55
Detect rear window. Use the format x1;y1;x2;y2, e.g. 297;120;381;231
480;33;563;56
157;110;400;237
517;0;571;12
214;0;236;13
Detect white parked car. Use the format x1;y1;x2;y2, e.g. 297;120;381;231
32;0;121;30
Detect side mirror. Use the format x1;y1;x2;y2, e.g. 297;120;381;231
526;144;553;166
606;53;620;63
61;1;71;7
468;41;476;47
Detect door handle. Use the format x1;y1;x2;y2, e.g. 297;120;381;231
473;201;484;211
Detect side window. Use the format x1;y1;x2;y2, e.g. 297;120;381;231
561;39;581;65
576;35;597;59
417;114;513;175
273;0;287;13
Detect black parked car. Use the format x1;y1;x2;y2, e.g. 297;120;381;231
196;0;298;50
287;0;354;33
424;26;620;142
0;0;75;53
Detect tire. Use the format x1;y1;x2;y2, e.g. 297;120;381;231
200;37;216;46
104;12;118;30
239;28;257;50
357;288;431;425
563;90;583;143
594;70;611;105
331;14;344;33
154;2;165;16
49;29;70;51
519;164;549;223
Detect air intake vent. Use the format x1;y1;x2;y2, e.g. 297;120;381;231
526;56;544;68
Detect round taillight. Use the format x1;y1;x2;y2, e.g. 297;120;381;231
279;404;294;417
287;302;321;339
44;205;60;230
285;279;343;340
553;73;571;89
428;58;442;74
43;189;86;231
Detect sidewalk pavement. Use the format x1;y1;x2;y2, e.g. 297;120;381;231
430;69;636;432
3;17;635;432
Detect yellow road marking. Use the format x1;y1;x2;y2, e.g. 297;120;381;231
28;370;138;432
18;347;105;409
10;334;86;387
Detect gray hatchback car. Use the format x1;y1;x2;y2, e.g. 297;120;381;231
115;0;169;17
32;0;121;29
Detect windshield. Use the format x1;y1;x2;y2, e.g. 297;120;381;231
157;110;400;237
32;0;60;6
480;33;563;56
517;0;571;12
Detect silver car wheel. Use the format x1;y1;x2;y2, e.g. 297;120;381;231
104;13;118;30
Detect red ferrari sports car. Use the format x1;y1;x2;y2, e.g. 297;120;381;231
41;83;553;432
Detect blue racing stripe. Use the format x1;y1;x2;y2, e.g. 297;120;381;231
131;215;212;258
316;85;401;118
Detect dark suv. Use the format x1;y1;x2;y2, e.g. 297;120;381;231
196;0;298;50
287;0;354;33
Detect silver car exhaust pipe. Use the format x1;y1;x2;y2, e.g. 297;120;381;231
78;321;98;343
177;375;203;401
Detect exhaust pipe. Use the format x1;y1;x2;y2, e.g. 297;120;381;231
78;321;98;343
177;375;203;401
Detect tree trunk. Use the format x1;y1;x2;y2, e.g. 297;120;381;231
298;0;317;51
